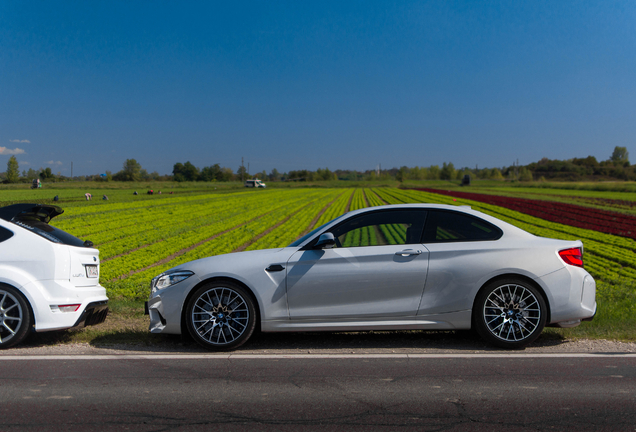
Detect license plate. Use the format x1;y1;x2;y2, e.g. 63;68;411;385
86;265;98;278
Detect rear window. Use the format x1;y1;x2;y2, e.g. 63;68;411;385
422;210;502;243
13;219;88;247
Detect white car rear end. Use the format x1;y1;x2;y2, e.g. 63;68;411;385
0;204;108;348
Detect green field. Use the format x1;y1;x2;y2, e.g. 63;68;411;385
1;181;634;344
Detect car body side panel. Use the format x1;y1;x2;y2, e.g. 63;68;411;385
149;248;295;334
418;237;582;316
537;266;596;323
285;245;429;320
261;310;471;332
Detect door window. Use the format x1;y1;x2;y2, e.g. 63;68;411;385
329;210;427;247
422;210;502;243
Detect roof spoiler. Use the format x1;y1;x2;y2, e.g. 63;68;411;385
0;204;64;223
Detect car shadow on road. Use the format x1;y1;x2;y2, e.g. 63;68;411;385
70;329;569;353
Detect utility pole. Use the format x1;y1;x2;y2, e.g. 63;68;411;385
71;162;73;179
248;162;250;178
241;157;244;183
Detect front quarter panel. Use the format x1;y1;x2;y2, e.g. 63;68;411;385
149;248;295;334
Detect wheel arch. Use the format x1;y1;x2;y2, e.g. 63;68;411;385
0;282;36;330
179;276;262;336
471;273;552;327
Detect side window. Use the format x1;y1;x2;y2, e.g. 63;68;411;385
330;210;427;247
422;210;502;243
0;226;14;243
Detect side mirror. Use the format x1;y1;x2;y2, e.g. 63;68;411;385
314;232;336;249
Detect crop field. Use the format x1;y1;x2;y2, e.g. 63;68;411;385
417;188;636;240
2;183;634;340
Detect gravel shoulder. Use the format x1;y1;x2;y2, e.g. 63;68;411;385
3;331;636;356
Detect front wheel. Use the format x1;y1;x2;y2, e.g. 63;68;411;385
473;279;547;349
185;282;256;351
0;285;33;349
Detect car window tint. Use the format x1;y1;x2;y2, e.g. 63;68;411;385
330;210;426;247
422;210;502;243
14;220;87;247
0;226;14;242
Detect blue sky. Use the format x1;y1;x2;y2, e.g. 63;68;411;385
1;1;635;176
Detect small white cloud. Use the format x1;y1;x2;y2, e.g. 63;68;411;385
21;161;30;165
9;139;30;143
45;160;63;165
0;147;26;155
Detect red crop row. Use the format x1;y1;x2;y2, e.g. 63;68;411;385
416;188;636;240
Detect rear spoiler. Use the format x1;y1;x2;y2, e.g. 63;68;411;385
0;204;64;223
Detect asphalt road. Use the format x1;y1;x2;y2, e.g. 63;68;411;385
1;354;635;431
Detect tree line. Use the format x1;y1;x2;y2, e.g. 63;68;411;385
2;146;633;184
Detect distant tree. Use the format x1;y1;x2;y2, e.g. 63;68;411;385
287;170;311;181
427;165;440;180
440;162;456;180
315;167;335;181
610;146;629;166
113;158;142;181
6;156;19;183
489;168;504;180
200;164;222;182
172;162;185;182
173;161;200;182
519;167;533;182
183;162;200;181
236;165;248;181
269;168;281;181
39;167;54;180
220;167;234;181
395;166;408;182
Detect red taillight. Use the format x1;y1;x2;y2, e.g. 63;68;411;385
559;248;584;268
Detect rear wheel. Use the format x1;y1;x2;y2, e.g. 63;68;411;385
474;278;546;349
185;282;256;351
0;285;32;349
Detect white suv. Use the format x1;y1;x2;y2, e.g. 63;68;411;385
0;204;108;348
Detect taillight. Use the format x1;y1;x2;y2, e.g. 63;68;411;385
559;248;584;268
51;304;82;313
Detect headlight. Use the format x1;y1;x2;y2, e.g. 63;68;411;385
150;270;194;294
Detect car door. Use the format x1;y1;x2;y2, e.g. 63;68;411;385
285;209;429;320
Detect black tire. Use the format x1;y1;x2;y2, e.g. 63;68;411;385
0;285;33;349
185;281;256;351
473;278;547;350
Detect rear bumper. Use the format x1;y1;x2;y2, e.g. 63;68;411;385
19;279;109;332
72;300;109;328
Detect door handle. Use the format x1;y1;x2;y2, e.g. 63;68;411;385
266;264;285;272
395;249;422;257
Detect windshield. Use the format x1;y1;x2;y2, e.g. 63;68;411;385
288;212;351;247
288;220;333;247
